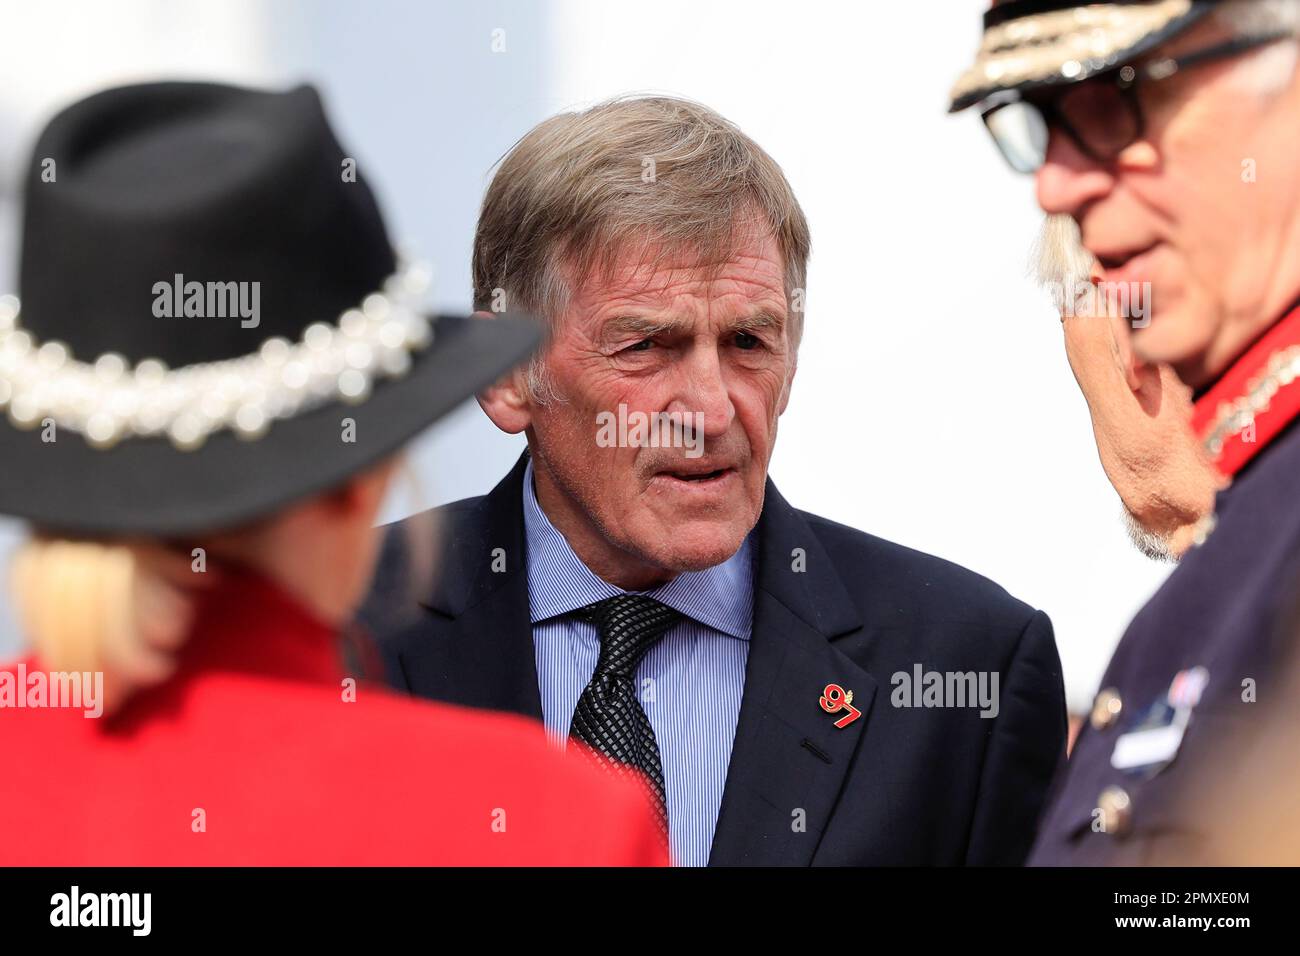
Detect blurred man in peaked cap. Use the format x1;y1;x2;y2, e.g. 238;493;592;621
951;0;1300;863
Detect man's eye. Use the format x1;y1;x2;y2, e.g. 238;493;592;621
626;339;654;352
734;331;761;350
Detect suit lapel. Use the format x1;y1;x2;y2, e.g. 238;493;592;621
709;482;875;866
395;465;874;864
397;453;543;721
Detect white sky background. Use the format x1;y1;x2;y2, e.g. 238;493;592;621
0;0;1173;711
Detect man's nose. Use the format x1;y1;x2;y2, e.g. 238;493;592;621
1035;129;1114;217
675;349;735;438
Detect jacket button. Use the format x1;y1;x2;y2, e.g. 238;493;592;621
1090;687;1123;730
1096;785;1132;837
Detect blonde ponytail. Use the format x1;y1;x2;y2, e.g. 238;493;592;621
10;539;196;706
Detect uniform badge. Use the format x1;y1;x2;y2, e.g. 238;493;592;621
1110;666;1209;775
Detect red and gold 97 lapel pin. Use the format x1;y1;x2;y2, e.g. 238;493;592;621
819;682;861;728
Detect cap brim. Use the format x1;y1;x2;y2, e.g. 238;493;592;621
948;0;1217;113
0;313;541;537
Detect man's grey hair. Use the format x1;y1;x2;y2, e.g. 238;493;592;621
472;95;811;404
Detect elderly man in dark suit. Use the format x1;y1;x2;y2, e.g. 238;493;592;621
949;0;1300;863
364;95;1067;866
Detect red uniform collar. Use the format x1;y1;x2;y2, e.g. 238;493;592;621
180;566;350;686
1191;301;1300;478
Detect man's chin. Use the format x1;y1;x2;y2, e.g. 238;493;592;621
631;518;753;574
1130;302;1219;388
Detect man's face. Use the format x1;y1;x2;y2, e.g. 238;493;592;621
519;227;794;587
1035;20;1300;388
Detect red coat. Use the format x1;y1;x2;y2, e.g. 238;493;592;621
0;570;665;866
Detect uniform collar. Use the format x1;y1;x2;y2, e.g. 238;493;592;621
522;458;754;640
181;565;351;686
1192;299;1300;478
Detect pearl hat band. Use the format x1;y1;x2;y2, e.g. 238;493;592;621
0;259;435;452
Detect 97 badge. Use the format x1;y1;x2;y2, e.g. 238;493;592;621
820;682;862;728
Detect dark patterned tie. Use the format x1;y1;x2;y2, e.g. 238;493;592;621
569;594;681;837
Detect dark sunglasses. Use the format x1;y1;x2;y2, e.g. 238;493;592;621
980;32;1295;174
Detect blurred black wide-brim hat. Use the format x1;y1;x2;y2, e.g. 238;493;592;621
949;0;1221;112
0;81;540;537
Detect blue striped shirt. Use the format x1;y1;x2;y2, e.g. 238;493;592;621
522;460;752;867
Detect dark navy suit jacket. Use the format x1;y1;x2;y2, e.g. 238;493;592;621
362;454;1067;865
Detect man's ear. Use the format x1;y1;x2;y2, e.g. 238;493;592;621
473;310;535;434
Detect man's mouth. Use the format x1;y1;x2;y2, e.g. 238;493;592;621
1093;242;1159;283
658;466;735;483
650;463;740;495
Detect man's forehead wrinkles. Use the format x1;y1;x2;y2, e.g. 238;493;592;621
604;263;774;292
581;276;783;316
570;233;790;333
590;234;785;286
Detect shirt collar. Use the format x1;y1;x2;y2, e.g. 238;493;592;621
522;458;754;640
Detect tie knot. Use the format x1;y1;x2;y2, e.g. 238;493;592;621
576;594;682;678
